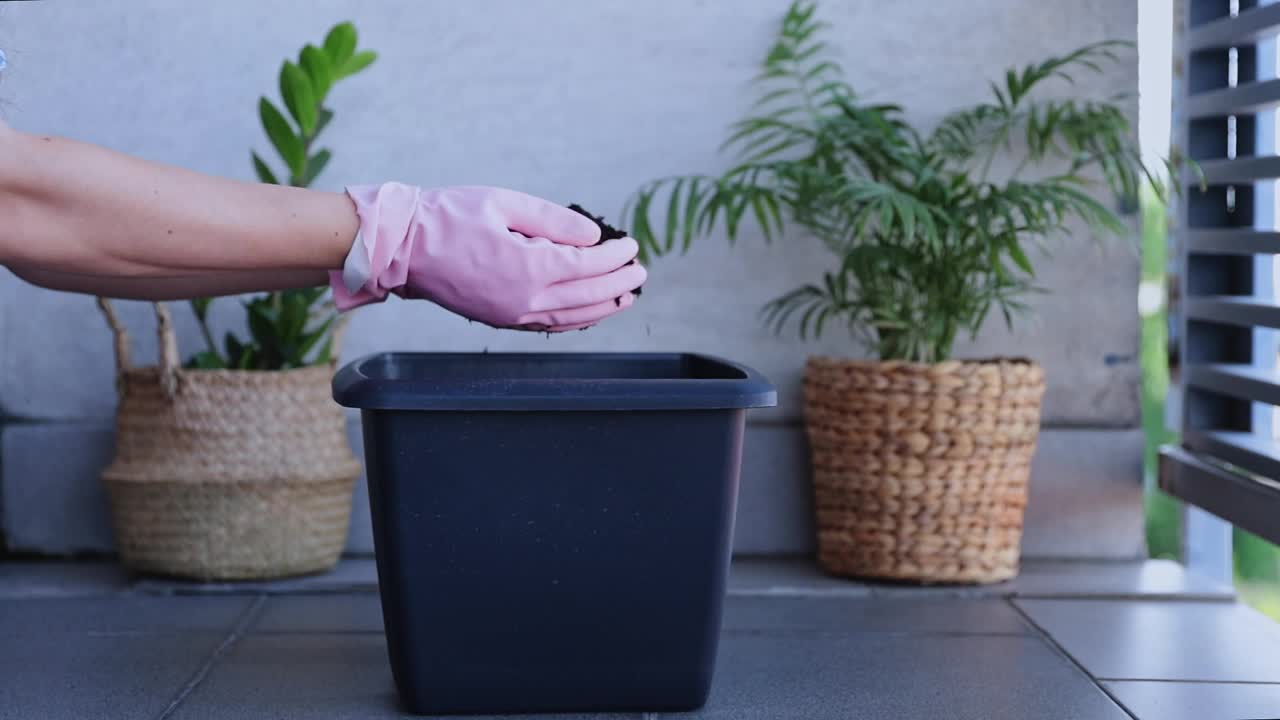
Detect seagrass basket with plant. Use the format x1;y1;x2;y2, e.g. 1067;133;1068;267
625;1;1168;583
97;23;376;580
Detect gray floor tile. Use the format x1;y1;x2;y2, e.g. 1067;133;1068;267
1104;680;1280;720
1016;598;1280;682
727;557;1232;602
169;634;640;720
135;557;379;595
721;596;1030;634
0;561;130;598
254;594;385;633
674;632;1127;719
0;632;224;720
133;557;1227;603
0;595;253;635
1011;559;1234;600
727;557;872;598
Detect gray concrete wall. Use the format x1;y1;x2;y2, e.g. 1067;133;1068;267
0;0;1145;558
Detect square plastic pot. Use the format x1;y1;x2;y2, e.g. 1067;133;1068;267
333;353;776;715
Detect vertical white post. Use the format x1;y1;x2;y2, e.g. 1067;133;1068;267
1185;507;1234;582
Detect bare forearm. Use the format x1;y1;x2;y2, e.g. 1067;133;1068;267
0;125;356;280
7;265;328;300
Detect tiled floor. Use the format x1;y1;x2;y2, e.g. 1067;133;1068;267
0;558;1274;720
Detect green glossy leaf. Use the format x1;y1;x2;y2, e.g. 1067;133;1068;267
190;297;211;322
315;337;333;365
629;188;656;255
898;198;915;242
300;148;331;188
251;152;279;185
258;97;304;177
664;178;684;252
282;290;310;342
323;22;357;67
682;179;705;253
314;108;334;138
223;332;244;365
280;61;318;135
187;350;226;370
297;315;337;362
750;192;774;242
340;51;377;78
1007;241;1035;275
300;44;333;100
246;301;278;347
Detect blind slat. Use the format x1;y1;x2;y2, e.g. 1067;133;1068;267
1188;78;1280;117
1185;430;1280;483
1184;296;1280;329
1184;363;1280;406
1159;446;1280;546
1186;229;1280;254
1197;155;1280;184
1188;2;1280;50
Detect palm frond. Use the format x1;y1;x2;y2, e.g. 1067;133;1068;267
622;3;1161;363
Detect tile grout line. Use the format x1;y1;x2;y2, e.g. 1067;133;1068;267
1097;677;1280;686
1011;593;1236;603
728;588;1234;602
719;628;1034;638
1006;599;1142;720
153;594;267;720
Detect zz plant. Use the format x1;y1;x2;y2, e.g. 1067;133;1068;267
188;22;376;370
625;1;1167;364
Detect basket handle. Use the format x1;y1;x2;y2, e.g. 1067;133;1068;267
96;298;180;397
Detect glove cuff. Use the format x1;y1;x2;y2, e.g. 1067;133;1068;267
331;183;419;311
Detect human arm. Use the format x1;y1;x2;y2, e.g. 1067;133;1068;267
5;265;329;300
0;122;644;331
0;122;354;294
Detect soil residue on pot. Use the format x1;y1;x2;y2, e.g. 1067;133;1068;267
568;204;643;304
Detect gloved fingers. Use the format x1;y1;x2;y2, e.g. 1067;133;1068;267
489;187;602;247
531;263;647;312
547;320;599;333
519;293;636;328
538;235;640;279
519;319;611;333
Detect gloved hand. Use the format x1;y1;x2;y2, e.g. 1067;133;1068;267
331;183;645;332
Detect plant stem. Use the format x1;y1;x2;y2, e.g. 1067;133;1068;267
978;127;1008;184
195;313;221;361
294;130;315;188
1009;153;1033;181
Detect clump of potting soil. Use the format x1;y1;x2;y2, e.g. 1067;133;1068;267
568;203;629;244
568;204;643;303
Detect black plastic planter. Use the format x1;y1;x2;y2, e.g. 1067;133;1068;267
332;352;776;715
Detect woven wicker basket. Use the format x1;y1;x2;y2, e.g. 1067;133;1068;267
803;356;1045;584
96;299;361;581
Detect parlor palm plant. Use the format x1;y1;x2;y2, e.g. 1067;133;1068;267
625;1;1166;583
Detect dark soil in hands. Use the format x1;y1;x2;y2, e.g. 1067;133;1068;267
568;203;643;303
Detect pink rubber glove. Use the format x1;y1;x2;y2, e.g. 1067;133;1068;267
331;183;645;332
